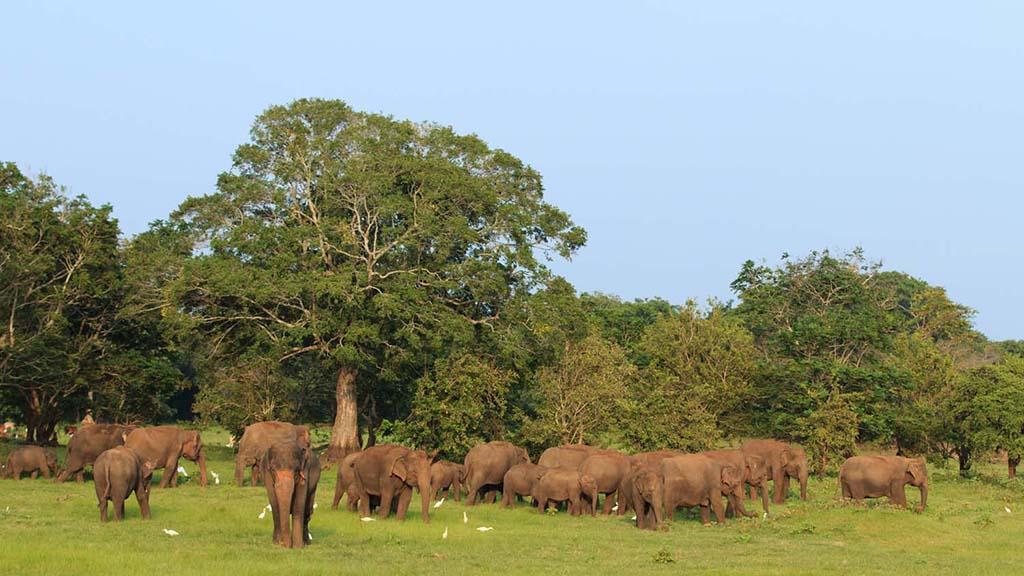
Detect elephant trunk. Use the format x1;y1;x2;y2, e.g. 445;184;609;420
918;483;928;511
196;448;208;488
419;476;432;524
653;481;665;528
274;472;295;547
760;481;770;515
799;468;809;500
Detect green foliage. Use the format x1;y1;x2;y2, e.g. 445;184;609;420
798;393;859;477
950;357;1024;469
400;353;511;460
620;301;756;451
0;163;180;440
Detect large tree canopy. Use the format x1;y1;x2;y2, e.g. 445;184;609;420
163;99;585;457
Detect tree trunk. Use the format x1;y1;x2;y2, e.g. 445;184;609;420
957;446;972;476
1009;455;1020;479
365;395;377;448
324;367;361;464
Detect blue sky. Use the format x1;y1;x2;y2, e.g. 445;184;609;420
2;1;1021;339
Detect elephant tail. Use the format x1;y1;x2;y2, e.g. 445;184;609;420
100;464;111;505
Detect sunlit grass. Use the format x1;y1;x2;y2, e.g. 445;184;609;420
1;437;1022;575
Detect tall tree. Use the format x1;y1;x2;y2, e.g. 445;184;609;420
166;99;584;460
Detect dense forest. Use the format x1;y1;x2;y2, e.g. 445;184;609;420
2;99;1022;478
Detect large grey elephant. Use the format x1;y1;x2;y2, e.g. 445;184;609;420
56;423;136;483
537;444;601;469
125;425;207;488
660;454;743;525
462;441;529;505
235;421;311;486
261;440;320;548
352;444;435;523
839;455;928;511
579;451;632;515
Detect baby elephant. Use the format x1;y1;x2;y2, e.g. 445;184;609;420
93;446;155;522
501;463;547;509
532;469;598;516
5;445;58;480
430;460;464;502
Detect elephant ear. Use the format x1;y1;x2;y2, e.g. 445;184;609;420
779;449;793;467
391;455;410;483
721;465;742;489
907;459;927;485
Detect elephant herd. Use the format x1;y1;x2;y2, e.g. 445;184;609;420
1;420;930;548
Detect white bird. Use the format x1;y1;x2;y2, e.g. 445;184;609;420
1005;505;1012;514
176;466;189;477
313;502;318;509
611;504;619;512
308;533;313;541
442;526;448;539
258;509;267;520
476;526;493;532
463;511;468;524
162;529;179;536
360;517;376;522
210;471;220;485
763;512;769;519
631;515;637;521
433;498;445;509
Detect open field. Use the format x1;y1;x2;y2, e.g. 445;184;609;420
2;431;1022;575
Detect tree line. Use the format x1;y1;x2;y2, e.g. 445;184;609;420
2;99;1021;477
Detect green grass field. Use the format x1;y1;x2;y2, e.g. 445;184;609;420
2;430;1021;575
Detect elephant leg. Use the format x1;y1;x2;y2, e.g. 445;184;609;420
41;465;51;479
99;498;109;522
395;487;412;520
346;485;360;512
485;488;497;504
601;491;615;515
357;486;372;518
501;488;512;509
841;480;851;500
114;495;126;521
535;494;547;514
771;466;786;504
889;481;907;508
30;470;38;479
711;494;727;525
378;487;395;519
453;477;461;502
235;458;245;486
699;504;711;525
76;471;84;483
781;475;791;500
466;479;479;505
332;478;344;510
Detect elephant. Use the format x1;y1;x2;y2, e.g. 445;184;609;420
537;444;602;469
56;423;136;483
626;466;665;530
5;445;58;480
462;440;530;505
430;460;464;502
741;439;809;504
261;440;320;548
93;446;154;522
839;455;928;511
124;426;207;488
501;463;547;509
629;450;686;469
235;421;311;486
532;468;598;516
352;444;435;523
331;451;362;511
701;449;769;517
659;454;743;525
579;451;632;515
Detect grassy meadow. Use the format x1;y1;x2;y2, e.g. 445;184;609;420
1;429;1022;575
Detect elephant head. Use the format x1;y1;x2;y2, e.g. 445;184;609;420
579;473;599;516
720;464;744;494
181;430;208;487
392;449;437;523
905;458;928;511
631;468;664;529
264;443;312;548
515;447;530;466
781;447;809;499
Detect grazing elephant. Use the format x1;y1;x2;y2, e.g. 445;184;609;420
741;439;809;504
627;466;665;530
56;423;135;483
501;463;547;509
579;451;632;515
629;450;686;469
839;455;928;511
93;446;154;522
125;426;207;488
5;445;58;480
701;449;769;517
353;444;435;523
537;444;602;469
660;454;742;525
235;421;311;486
331;451;362;511
532;468;598;516
463;441;530;505
261;440;320;548
430;460;464;502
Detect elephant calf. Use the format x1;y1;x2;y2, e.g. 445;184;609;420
5;445;58;480
532;469;598;516
626;466;665;530
93;446;154;522
501;463;546;509
430;460;464;502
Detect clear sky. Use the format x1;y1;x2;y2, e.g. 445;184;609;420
2;1;1021;340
